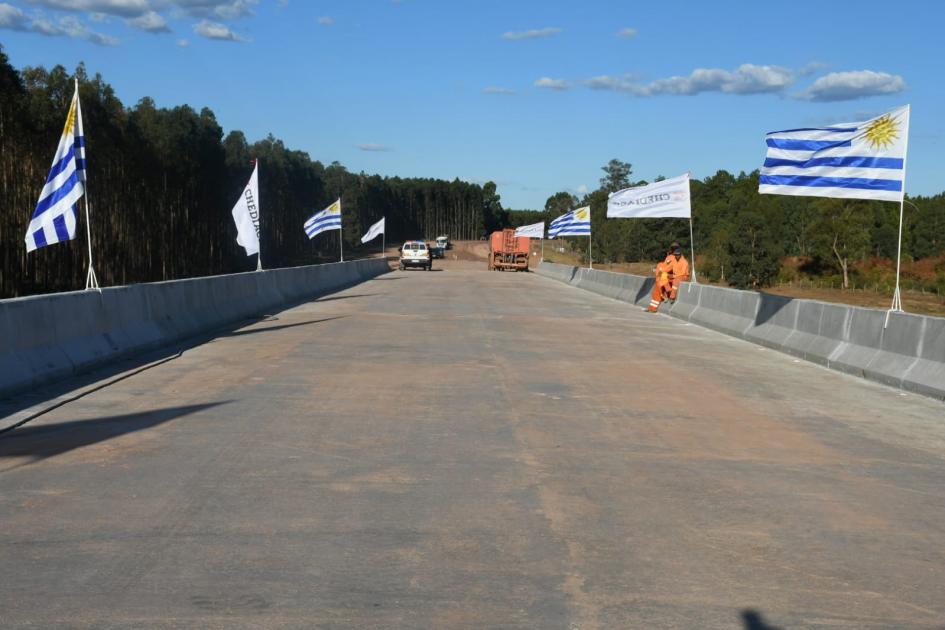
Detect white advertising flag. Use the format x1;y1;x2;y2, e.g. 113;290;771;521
360;217;385;243
231;162;260;256
514;221;545;239
607;173;691;219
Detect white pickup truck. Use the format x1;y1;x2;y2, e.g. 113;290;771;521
399;241;432;271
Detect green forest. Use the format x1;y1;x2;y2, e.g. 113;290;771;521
510;159;945;294
2;49;944;299
0;49;505;298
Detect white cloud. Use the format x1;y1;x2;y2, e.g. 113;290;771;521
616;27;636;38
316;15;332;25
534;77;568;91
357;144;392;152
176;37;188;45
26;0;258;20
0;3;33;30
1;5;118;43
575;184;589;195
585;74;643;93
193;18;246;41
129;10;169;31
586;64;793;96
501;26;560;41
798;61;827;77
175;0;256;20
799;70;906;102
25;0;150;17
482;86;515;95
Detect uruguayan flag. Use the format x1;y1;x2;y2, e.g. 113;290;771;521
304;199;342;239
548;206;591;238
759;105;909;202
25;81;85;252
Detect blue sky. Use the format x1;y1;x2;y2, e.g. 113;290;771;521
1;0;942;209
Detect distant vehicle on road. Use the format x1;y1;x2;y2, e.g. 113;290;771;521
400;241;432;271
488;229;530;272
436;235;451;250
429;243;445;259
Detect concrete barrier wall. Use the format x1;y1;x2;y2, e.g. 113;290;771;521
536;262;945;401
0;258;388;398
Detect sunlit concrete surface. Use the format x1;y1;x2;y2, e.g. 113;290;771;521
1;260;944;629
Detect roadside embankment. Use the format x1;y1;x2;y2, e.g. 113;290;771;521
537;262;945;401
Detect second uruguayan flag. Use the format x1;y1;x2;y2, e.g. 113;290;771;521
548;206;590;238
305;199;342;239
25;81;85;252
759;105;909;202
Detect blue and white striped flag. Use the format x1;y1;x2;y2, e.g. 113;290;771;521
759;105;909;202
25;81;85;252
548;206;591;238
304;199;342;239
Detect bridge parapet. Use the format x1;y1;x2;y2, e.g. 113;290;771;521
537;261;945;401
0;259;388;398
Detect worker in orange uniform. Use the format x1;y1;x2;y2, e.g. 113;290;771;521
666;246;690;301
647;245;690;312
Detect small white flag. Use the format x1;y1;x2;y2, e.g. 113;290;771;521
607;173;691;219
231;162;260;256
361;217;385;243
514;221;545;239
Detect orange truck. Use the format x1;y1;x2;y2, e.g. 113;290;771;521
489;228;530;271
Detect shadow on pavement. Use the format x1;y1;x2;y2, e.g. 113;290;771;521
313;293;381;303
0;282;369;424
0;401;229;469
741;609;782;630
216;316;347;339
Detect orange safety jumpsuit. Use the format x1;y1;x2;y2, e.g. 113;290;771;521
647;253;690;311
647;258;674;312
667;254;690;300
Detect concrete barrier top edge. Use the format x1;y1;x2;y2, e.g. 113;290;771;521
0;258;386;305
539;264;944;324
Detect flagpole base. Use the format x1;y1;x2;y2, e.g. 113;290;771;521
85;265;100;291
885;286;904;328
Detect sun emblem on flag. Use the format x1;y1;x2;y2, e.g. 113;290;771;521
575;208;589;220
864;114;899;150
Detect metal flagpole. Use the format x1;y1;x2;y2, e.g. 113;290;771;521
689;217;698;284
77;79;99;291
339;197;344;262
83;197;99;290
886;107;910;327
588;234;593;269
886;197;905;328
255;160;262;272
381;219;385;259
540;237;544;263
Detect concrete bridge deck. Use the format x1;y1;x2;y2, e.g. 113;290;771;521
1;261;944;628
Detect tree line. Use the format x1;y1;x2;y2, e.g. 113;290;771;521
0;49;497;298
509;160;945;293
